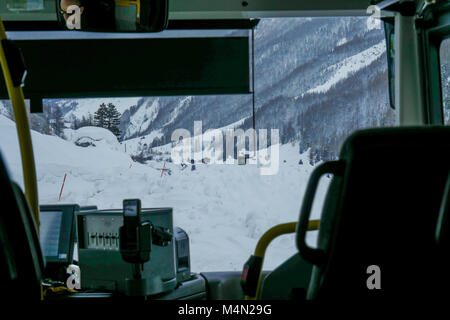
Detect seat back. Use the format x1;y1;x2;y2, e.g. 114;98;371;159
0;152;44;301
297;127;450;300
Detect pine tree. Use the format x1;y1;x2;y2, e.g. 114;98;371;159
41;104;53;135
87;112;94;126
30;114;42;132
76;113;93;129
94;103;108;128
53;107;65;138
72;118;78;130
42;118;52;135
93;103;121;137
106;103;121;137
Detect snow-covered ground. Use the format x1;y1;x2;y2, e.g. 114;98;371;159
0;115;330;272
122;129;164;155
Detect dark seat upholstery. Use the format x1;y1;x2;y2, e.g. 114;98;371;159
436;171;450;250
0;152;44;301
296;127;450;300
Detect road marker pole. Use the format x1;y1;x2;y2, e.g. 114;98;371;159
161;161;166;177
58;173;67;201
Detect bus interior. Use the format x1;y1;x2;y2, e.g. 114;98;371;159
0;0;449;305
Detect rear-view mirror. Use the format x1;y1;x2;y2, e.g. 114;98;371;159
56;0;169;32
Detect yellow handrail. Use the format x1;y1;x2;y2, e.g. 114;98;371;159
0;18;40;229
245;219;320;300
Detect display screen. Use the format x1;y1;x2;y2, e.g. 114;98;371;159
39;210;63;258
124;203;138;217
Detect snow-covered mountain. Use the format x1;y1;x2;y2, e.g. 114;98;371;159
60;98;142;123
116;17;394;162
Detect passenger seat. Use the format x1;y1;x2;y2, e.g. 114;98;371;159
0;152;44;301
296;127;450;300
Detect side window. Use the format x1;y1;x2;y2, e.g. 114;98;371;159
440;38;450;125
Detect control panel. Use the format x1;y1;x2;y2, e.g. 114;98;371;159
81;215;122;250
77;208;178;295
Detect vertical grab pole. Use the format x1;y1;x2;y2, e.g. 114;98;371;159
0;18;40;229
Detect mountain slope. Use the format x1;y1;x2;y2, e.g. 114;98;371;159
118;17;394;162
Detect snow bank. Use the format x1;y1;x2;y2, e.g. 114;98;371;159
64;126;121;151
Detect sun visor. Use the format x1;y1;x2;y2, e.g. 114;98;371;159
0;34;250;105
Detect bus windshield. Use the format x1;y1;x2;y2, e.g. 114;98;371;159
0;17;396;272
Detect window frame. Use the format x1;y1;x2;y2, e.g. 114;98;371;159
423;7;450;125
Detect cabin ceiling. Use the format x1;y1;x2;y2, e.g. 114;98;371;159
0;0;380;23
